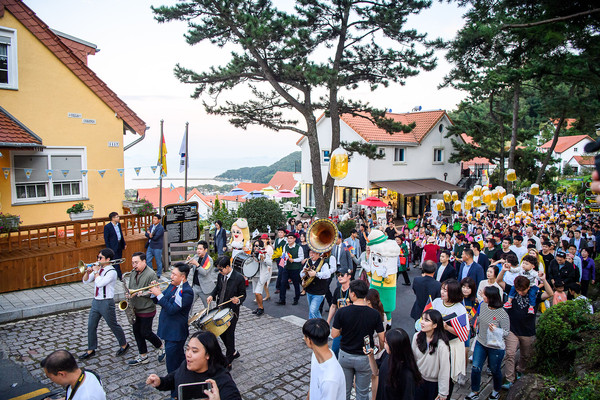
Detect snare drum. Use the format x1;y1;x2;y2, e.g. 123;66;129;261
198;308;234;337
232;253;259;278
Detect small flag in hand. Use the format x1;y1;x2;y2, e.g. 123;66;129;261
174;286;182;307
423;296;433;312
449;313;470;342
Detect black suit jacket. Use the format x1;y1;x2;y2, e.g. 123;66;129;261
476;253;490;271
104;222;126;256
435;263;457;282
411;276;441;320
210;269;246;314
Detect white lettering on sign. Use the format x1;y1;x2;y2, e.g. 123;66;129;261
68;113;82;118
82;119;96;124
108;141;120;148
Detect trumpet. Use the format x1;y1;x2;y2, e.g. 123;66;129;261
118;281;170;311
43;258;126;281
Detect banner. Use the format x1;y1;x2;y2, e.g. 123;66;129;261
170;183;175;191
46;169;53;179
117;168;124;177
24;168;32;179
179;129;187;173
158;133;167;175
98;170;106;178
134;167;141;176
81;169;88;177
61;169;69;178
2;168;9;179
150;165;158;174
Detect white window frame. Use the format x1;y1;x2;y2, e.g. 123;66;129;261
433;148;444;164
394;147;406;164
573;147;578;153
11;147;88;205
0;27;18;90
322;149;331;163
378;147;386;159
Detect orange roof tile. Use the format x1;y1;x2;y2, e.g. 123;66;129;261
187;188;213;207
1;0;146;136
235;182;269;192
552;118;577;130
268;171;298;191
570;156;595;166
461;133;477;146
462;157;495;167
0;106;43;148
539;135;594;153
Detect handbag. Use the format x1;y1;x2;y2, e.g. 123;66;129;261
487;326;505;349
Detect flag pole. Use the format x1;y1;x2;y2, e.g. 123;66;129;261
159;119;164;217
184;122;189;200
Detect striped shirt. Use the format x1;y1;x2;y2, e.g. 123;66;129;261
476;302;510;347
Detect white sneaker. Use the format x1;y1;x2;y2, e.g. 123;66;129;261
157;346;166;362
127;354;149;365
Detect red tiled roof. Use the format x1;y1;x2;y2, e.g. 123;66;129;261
461;133;477;146
137;187;186;207
235;182;269;192
1;0;147;136
187;188;213;207
296;110;450;145
463;157;495;167
0;106;43;147
570;156;595;166
268;171;298;191
552;118;577;130
539;135;593;153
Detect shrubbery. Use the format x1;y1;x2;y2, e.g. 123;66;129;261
237;198;285;233
337;219;357;239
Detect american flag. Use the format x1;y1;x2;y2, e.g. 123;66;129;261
279;251;290;267
448;313;470;342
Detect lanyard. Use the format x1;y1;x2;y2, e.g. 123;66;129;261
67;371;85;400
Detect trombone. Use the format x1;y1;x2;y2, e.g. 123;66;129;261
118;281;170;311
43;258;125;281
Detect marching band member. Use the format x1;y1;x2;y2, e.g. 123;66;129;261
301;249;334;319
251;237;273;316
188;240;217;310
207;256;246;370
126;252;164;366
80;248;129;361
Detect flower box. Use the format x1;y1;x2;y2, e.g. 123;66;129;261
69;210;94;221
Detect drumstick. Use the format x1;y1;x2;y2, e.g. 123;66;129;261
216;294;245;308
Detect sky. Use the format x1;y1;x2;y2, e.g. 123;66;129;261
24;0;469;188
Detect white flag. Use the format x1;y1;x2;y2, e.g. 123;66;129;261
179;130;187;173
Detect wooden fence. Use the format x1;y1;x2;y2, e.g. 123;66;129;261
0;214;152;293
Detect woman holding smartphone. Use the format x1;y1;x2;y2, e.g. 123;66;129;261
146;331;241;400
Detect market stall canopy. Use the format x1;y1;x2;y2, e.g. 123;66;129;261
357;196;388;207
273;190;299;198
243;190;269;199
225;188;248;197
372;179;465;197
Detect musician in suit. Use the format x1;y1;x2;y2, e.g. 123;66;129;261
149;262;193;384
188;240;216;310
103;211;126;280
213;220;228;256
410;260;442;320
436;250;457;282
145;214;165;278
457;248;485;287
207;256;246;369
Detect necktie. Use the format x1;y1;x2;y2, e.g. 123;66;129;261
95;269;104;297
219;276;228;303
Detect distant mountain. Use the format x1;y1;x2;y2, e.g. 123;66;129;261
216;152;301;183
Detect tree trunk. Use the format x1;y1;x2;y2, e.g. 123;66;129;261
508;82;521;193
306;120;330;218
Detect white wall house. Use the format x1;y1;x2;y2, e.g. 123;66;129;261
297;110;464;217
538;135;594;172
567;156;595;175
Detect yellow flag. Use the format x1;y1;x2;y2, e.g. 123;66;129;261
158;134;167;175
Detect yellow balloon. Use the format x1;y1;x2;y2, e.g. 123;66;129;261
488;201;497;212
506;169;517;182
451;191;459;202
329;148;348;180
453;200;462;213
466;190;474;203
473;196;482;208
437;200;446;211
473;185;482;197
443;190;452;203
530;184;539;196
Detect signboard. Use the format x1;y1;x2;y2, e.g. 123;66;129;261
163;201;200;243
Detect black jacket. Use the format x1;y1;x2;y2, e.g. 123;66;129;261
210;269;246;313
410;276;441;320
157;362;241;400
435;263;457;282
547;259;580;286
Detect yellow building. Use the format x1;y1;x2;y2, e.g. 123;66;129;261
0;0;147;225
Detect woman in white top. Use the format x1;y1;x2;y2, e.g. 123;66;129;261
412;309;450;400
476;265;504;303
432;279;469;399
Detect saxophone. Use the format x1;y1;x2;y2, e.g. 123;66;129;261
119;272;136;325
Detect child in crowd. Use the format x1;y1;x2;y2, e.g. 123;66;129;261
503;255;539;314
552;279;567;305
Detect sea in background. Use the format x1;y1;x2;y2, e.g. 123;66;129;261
126;177;237;190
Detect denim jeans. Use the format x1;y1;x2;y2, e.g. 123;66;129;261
338;350;371;400
146;247;163;277
306;293;325;319
471;341;505;392
332;336;341;358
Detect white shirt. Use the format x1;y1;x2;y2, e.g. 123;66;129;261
310;350;346;400
436;264;448;282
112;222;121;241
66;371;106;400
509;245;528;262
84;266;117;300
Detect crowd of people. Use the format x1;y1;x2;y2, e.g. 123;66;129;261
39;191;599;399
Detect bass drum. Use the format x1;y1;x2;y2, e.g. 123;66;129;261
232;253;259;278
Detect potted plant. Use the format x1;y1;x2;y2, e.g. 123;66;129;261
67;202;94;221
0;212;21;234
135;198;156;216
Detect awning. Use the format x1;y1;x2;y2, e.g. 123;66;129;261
372;179;465;196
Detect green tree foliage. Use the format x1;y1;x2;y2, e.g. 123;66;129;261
442;0;600;189
237;198;285;233
209;197;237;230
337;219;357;239
216;152;300;182
152;0;437;217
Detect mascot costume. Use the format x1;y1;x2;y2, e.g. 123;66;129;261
361;229;400;325
229;218;250;259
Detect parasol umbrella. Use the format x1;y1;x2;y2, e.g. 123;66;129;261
243;190;269;199
273;190;299;198
357;196;388;208
224;187;248;197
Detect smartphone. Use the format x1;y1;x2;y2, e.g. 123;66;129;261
178;381;213;400
363;335;371;352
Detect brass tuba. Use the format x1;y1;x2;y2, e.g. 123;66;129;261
306;218;338;253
